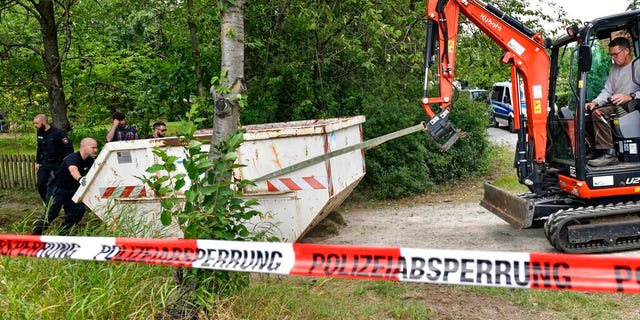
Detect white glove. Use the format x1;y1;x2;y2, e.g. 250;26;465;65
79;176;87;187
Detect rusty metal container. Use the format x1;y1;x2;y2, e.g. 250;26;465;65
73;116;366;241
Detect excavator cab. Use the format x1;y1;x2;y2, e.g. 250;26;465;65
547;14;640;170
482;8;640;253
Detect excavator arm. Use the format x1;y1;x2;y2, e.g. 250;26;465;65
422;0;551;191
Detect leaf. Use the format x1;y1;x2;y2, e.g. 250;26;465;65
188;140;203;150
160;210;172;226
228;132;244;147
185;190;198;202
165;155;180;164
146;164;166;173
223;151;237;161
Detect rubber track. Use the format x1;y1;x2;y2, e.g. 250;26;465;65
544;201;640;253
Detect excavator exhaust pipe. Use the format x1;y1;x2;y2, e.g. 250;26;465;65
480;182;534;228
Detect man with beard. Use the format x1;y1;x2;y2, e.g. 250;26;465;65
146;121;167;139
32;137;98;235
33;114;74;202
106;111;139;142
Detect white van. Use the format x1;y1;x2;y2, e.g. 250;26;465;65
489;81;526;133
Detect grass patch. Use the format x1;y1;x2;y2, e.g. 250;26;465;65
229;276;432;319
0;189;41;233
2;187;637;319
484;145;528;193
344;144;527;209
0;132;36;155
0;256;173;319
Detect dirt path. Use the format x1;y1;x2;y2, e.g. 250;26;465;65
309;201;554;253
304;127;544;251
306;128;637;256
298;127;640;319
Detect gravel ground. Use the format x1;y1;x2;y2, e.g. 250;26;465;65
307;127;640;257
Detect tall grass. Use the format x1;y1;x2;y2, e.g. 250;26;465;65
0;198;174;319
3;144;640;319
0;257;173;319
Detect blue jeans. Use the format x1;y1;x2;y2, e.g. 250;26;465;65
33;185;85;235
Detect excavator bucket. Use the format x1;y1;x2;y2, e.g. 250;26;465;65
480;182;534;228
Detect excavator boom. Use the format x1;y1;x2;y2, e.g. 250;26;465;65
422;0;550;190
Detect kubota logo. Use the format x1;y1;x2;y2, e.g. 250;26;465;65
480;14;502;32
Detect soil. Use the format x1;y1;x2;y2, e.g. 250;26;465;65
301;130;550;252
306;201;552;252
301;192;640;319
301;200;562;320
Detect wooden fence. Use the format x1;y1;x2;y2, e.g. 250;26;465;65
0;154;36;189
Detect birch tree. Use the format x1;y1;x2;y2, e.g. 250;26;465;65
210;0;246;150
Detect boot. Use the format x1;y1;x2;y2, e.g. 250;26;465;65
588;150;619;167
585;149;601;160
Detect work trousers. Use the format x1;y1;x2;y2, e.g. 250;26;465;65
36;162;60;202
586;104;616;150
33;184;85;235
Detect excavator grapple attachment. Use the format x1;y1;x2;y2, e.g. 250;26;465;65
480;183;535;228
423;109;466;151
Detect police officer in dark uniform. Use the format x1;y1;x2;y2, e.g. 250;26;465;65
33;114;74;202
32;138;98;235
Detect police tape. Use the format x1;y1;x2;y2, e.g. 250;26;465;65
3;234;640;293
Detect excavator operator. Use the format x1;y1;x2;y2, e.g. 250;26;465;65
585;37;640;167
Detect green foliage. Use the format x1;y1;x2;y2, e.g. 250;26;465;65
139;107;265;308
0;132;37;155
243;0;562;199
586;42;613;101
67;120;110;149
360;97;491;199
0;0;582;200
141;113;262;242
243;0;418;124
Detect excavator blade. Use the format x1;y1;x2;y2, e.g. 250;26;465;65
480;182;534;228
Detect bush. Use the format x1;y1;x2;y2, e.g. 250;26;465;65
358;97;491;199
139;108;270;316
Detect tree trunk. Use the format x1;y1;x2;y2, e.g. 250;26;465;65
34;0;71;131
210;0;246;150
186;0;204;97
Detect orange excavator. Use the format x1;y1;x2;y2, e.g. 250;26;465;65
421;0;640;253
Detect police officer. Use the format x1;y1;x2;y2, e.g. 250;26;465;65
33;114;74;202
32;138;98;235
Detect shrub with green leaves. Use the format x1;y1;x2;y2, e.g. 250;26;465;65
359;97;492;199
139;109;264;314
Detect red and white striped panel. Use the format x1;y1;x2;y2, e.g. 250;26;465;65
100;185;147;199
267;176;327;192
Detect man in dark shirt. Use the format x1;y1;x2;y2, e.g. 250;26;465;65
146;121;167;139
106;111;139;142
33;114;74;202
32;138;98;236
